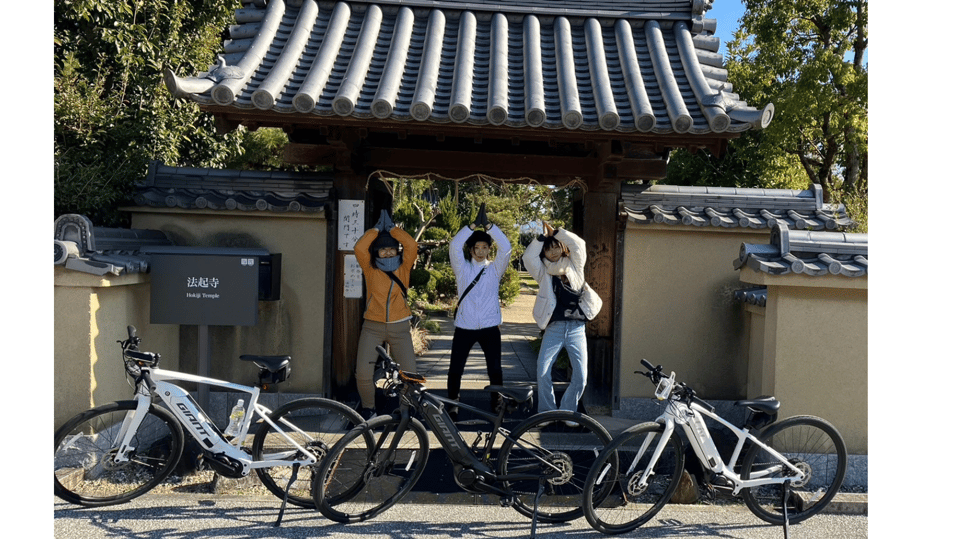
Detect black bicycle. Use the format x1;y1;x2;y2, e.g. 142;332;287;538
312;345;613;537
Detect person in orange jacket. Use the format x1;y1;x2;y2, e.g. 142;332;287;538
354;210;418;420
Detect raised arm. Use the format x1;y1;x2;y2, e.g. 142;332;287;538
354;228;379;272
554;227;586;271
449;225;472;278
392;226;418;272
522;236;545;282
488;224;512;277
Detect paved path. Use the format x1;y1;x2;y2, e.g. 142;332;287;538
53;493;869;538
417;285;541;392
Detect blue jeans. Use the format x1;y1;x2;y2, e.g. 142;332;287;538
536;320;587;413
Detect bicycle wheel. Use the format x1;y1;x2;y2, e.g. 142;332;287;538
581;422;684;535
54;400;184;506
740;415;847;525
251;397;366;509
314;414;430;523
497;411;612;523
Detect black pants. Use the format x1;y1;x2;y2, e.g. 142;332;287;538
447;326;504;402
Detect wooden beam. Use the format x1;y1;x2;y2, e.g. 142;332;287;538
363;147;596;179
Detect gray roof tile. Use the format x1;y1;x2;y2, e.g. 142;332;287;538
734;223;867;277
734;286;766;306
54;214;173;275
164;0;772;135
133;161;334;213
622;183;855;230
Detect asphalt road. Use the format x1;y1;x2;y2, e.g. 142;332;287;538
54;494;867;539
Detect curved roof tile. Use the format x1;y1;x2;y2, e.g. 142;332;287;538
734;286;767;307
622;183;855;231
54;214;173;275
133;161;334;213
734;223;868;278
164;0;773;135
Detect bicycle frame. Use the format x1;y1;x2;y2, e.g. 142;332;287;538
631;398;806;497
111;366;319;476
380;378;567;495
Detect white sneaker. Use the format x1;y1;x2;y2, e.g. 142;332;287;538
563;420;579;428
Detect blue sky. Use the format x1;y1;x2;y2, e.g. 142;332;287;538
709;0;746;50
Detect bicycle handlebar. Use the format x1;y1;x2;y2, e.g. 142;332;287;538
634;359;715;413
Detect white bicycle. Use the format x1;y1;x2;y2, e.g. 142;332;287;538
582;359;847;538
54;326;368;523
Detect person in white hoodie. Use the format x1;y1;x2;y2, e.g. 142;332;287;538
522;222;602;415
448;205;512;416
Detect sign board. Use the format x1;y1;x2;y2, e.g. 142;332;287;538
344;254;363;298
147;248;267;326
338;199;365;251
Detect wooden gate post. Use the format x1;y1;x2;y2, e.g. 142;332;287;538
330;128;367;400
577;187;620;408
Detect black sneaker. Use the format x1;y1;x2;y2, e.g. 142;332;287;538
360;408;377;421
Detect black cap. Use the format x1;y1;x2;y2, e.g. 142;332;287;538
465;229;492;249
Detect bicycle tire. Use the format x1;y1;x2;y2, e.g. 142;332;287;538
54;400;184;507
251;397;366;509
740;415;847;525
581;422;685;535
313;414;430;523
497;410;613;523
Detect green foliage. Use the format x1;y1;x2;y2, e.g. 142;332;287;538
499;267;521;306
725;0;868;207
53;0;279;226
386;177;544;309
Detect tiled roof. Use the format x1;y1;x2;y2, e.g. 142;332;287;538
164;0;773;135
133;161;334;212
734;286;767;307
734;223;867;277
621;183;855;230
54;214;173;276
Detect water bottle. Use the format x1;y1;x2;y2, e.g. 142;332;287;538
224;399;245;438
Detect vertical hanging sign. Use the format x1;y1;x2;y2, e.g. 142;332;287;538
343;254;363;298
338;200;365;251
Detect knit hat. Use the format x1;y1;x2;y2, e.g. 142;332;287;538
370;231;400;257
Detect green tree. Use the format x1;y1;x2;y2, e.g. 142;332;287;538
55;0;247;226
667;0;867;229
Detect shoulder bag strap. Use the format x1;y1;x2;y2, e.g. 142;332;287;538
454;267;486;318
386;271;408;299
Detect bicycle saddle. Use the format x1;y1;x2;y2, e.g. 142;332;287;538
735;396;780;415
239;355;291;373
484;385;533;405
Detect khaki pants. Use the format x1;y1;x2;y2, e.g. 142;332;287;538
355;319;418;409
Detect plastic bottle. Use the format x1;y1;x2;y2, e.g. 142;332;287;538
224;399;245;438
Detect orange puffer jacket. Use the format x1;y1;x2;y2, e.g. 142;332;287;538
354;227;418;323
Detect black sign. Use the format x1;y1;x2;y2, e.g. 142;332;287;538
148;249;266;326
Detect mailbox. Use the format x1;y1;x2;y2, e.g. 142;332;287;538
143;246;279;326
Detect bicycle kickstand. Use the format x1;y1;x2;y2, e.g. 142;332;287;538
781;484;791;539
274;463;301;527
529;477;546;539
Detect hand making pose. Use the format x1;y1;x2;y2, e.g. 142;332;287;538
522;222;602;414
447;204;512;416
354;210;419;420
